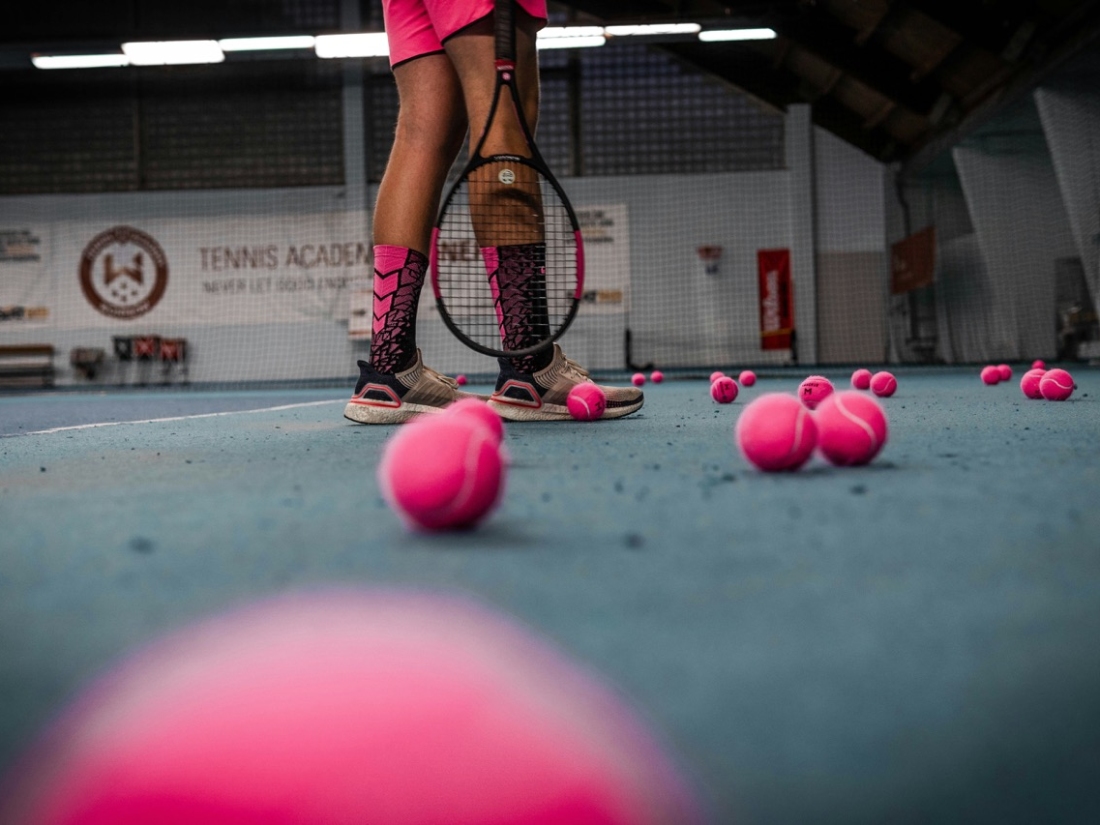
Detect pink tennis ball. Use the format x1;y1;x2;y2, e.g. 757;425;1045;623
798;375;834;410
1032;359;1046;370
444;397;505;445
710;376;739;404
1;591;702;825
1020;368;1045;400
815;391;889;467
980;366;1001;385
738;370;756;387
997;364;1012;381
567;383;607;421
735;393;817;472
1039;368;1075;401
631;373;646;387
650;370;664;384
851;369;872;390
455;374;468;386
378;415;504;530
870;371;897;398
709;371;725;383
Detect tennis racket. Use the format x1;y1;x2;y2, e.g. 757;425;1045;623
430;0;584;359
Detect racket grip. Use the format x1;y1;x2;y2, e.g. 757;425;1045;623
494;0;516;63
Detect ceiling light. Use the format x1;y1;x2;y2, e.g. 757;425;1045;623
32;53;130;70
219;35;316;52
605;23;701;37
536;27;605;49
122;40;224;65
314;33;389;58
698;28;777;42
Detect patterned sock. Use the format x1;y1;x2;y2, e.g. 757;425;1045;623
368;245;427;374
482;242;553;374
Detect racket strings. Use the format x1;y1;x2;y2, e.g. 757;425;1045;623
435;159;577;354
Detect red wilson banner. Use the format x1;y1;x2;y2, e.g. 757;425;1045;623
757;249;793;350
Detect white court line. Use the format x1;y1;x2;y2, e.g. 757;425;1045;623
16;400;344;436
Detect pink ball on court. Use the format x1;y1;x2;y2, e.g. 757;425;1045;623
1032;359;1046;370
870;371;897;398
650;370;664;384
709;371;725;383
444;397;505;445
567;383;607;421
798;375;834;410
1;591;703;825
980;365;1001;385
1020;368;1045;400
738;370;756;387
1039;368;1075;401
997;364;1012;381
631;373;646;387
735;392;817;472
378;415;504;531
455;374;468;386
815;391;889;467
851;368;872;390
710;376;739;404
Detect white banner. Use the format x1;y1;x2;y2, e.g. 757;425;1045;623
576;204;629;315
0;228;53;326
48;213;369;329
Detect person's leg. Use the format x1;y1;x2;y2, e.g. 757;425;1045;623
368;54;466;374
445;11;552;372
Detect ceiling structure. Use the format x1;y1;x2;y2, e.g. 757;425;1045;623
550;0;1100;170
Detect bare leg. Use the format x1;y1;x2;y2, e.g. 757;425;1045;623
373;53;468;254
445;10;543;247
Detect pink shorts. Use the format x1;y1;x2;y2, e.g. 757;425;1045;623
382;0;547;68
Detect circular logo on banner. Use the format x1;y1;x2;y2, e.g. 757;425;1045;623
79;226;169;319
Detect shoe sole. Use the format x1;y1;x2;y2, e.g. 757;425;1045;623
343;400;445;425
487;397;643;422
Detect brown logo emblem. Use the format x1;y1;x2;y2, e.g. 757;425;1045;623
79;226;169;319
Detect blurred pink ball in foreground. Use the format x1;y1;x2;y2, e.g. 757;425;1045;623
1;591;702;825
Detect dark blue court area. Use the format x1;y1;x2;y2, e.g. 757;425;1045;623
2;369;1099;824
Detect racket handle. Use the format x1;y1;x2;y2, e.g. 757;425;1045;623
494;0;515;64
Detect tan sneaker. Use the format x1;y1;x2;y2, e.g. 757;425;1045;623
344;349;477;424
488;344;643;421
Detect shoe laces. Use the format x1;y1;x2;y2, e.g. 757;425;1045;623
562;355;590;382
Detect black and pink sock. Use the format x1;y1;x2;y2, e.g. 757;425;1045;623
368;245;426;374
482;242;553;374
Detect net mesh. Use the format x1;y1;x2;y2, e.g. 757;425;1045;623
2;0;1099;388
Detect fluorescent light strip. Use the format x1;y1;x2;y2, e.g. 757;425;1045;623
219;35;316;52
606;23;701;36
32;53;130;70
536;36;605;50
122;40;224;65
698;28;777;42
538;26;606;39
314;33;388;58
